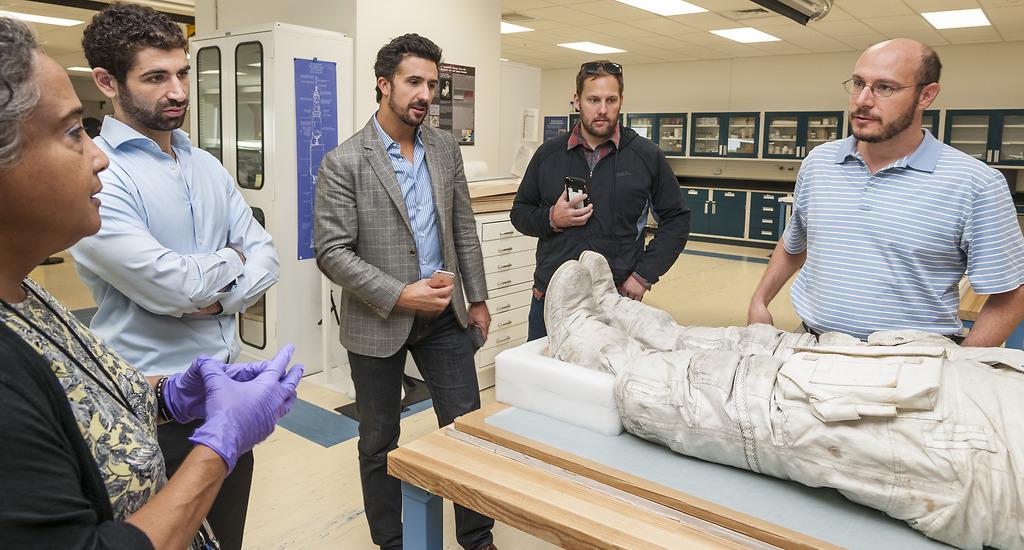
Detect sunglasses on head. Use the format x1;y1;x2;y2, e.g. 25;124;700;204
580;61;622;75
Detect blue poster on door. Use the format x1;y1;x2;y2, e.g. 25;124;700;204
543;116;568;142
295;58;338;260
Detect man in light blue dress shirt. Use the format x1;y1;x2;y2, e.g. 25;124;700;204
69;5;279;549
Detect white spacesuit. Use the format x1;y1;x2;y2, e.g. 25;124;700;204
543;251;1024;550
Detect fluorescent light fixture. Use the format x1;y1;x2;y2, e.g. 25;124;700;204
921;8;990;30
500;58;509;61
615;0;706;16
558;42;626;54
66;66;92;73
0;10;82;27
501;21;533;33
199;69;220;74
710;27;780;43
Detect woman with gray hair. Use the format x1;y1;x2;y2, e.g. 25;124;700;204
0;17;302;549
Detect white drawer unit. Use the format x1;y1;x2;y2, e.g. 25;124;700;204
473;211;537;387
480;234;536;257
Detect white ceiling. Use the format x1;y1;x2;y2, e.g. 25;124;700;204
500;0;1024;68
5;0;1024;72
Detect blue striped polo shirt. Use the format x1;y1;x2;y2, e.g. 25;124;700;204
783;131;1024;340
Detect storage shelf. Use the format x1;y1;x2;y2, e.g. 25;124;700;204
951;124;988;128
769;138;796;142
951;140;987;144
807;123;837;127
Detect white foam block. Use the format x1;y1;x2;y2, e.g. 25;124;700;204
495;337;623;436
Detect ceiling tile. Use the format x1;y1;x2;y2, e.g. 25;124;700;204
627;17;702;35
993;21;1024;36
986;5;1024;23
520;5;609;24
571;0;663;21
836;33;889;50
835;0;915;18
813;18;883;37
687;0;761;9
751;41;812;55
902;0;980;12
980;0;1024;6
667;11;740;30
502;0;555;11
939;25;1003;43
583;22;656;38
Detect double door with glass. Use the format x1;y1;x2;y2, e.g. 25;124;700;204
626;113;687;155
690;113;760;158
763;111;842;159
944;109;1024;165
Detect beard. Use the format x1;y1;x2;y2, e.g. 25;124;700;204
118;89;188;132
389;93;429;128
582;113;615;139
851;98;917;144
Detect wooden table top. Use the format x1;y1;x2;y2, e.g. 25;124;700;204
959;282;987;322
388;424;758;549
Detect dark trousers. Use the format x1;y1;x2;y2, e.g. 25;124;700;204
348;307;494;550
527;295;546;342
158;420;254;550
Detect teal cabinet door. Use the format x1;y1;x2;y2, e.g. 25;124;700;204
708;190;747;238
681;187;711;233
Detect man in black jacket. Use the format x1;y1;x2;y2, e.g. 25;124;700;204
511;60;690;340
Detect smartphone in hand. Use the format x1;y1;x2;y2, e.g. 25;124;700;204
564;176;590;208
428;269;455;288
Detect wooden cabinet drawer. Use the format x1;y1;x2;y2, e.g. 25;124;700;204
482;319;528;352
485;266;534;293
489;281;532;300
483;250;534;275
476;336;527;367
487;290;531;315
481;235;536;258
489;306;528;334
481;220;522;241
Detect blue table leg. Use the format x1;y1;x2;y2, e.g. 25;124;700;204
402;481;442;550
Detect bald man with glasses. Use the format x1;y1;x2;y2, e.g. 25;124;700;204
511;60;690;341
748;38;1024;346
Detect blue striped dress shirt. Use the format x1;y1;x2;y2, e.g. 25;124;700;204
784;131;1024;340
372;114;443;279
70;116;279;375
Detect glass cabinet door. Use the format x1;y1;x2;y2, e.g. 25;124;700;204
235;42;264;189
946;112;992;162
999;113;1024;164
627;114;655;140
692;115;721;154
922;110;940;138
726;114;757;156
805;113;840;154
195;47;222;160
765;115;798;157
657;115;685;155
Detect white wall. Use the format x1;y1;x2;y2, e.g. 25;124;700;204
541;40;1024;182
194;0;502;176
498;61;541;176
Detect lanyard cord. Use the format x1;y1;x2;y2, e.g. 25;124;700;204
1;285;138;419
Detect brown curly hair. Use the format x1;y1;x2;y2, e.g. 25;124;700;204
82;2;186;84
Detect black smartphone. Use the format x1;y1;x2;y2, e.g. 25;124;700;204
564;176;590;208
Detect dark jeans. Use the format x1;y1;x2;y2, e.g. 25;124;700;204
158;420;254;550
348;306;494;550
527;295;546;342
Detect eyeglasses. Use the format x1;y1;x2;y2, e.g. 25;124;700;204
580;61;622;75
842;78;924;98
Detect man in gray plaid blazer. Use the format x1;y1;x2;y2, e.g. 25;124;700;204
313;34;497;550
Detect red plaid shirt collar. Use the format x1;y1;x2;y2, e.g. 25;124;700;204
567;121;620;159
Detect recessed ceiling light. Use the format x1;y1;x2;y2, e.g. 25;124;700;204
0;10;83;26
710;27;780;43
921;8;990;30
501;21;533;33
66;66;92;73
500;58;509;61
614;0;706;16
557;42;626;54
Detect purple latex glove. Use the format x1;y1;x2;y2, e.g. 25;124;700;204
189;345;303;473
163;356;270;424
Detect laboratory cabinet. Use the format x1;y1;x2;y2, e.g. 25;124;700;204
690;112;760;158
944;109;1024;165
627;113;687;156
763;111;842;159
681;186;747;239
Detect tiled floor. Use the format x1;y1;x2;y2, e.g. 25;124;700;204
33;240;799;549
